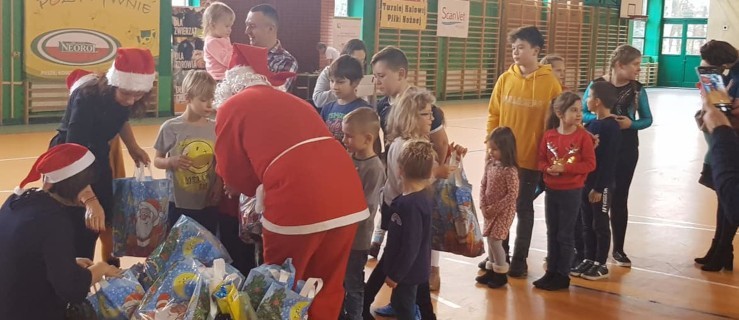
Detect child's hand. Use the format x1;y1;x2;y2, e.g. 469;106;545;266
547;164;565;175
223;184;239;199
435;165;458;179
588;190;603;203
450;142;468;158
589;133;600;149
384;277;398;288
615;116;633;129
168;155;193;170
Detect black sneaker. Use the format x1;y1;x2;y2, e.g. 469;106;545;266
570;259;594;277
369;242;381;259
613;251;632;267
106;257;121;268
581;262;609;280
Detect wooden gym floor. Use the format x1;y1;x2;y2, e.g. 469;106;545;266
0;88;736;319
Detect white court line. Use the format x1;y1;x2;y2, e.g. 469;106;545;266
523;248;739;290
627;221;715;232
0;146;155;162
444;257;476;266
629;214;716;229
431;294;462;309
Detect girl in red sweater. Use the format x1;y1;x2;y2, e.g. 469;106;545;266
535;92;596;290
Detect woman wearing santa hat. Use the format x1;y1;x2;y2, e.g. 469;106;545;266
0;143;123;319
214;44;368;319
51;48;155;265
67;69;127;180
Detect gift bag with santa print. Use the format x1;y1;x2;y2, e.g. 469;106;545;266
112;166;171;257
87;268;146;320
136;258;210;320
242;258;296;310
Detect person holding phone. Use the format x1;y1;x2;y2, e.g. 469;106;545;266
694;40;739;272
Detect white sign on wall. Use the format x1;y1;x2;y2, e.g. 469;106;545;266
333;17;362;50
437;0;470;38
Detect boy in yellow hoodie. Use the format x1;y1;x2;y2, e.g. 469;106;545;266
484;26;562;278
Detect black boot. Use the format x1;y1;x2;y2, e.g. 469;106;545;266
701;245;734;272
478;258;489;270
508;258;528;278
475;269;495;284
694;239;718;264
487;272;508;288
536;272;570;291
533;271;555;287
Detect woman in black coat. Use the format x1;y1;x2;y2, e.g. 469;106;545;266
0;143;122;319
51;48;155;264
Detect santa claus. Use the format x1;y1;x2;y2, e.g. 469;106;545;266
214;44;368;319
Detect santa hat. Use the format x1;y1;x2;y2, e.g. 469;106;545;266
14;143;95;195
229;44;296;87
139;199;161;216
66;69;99;94
106;48;156;92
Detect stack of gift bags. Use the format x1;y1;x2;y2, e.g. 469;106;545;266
88;215;322;320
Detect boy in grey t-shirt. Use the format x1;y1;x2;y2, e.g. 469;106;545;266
153;71;221;234
340;108;386;319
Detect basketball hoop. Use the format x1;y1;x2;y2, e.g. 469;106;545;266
627;15;648;21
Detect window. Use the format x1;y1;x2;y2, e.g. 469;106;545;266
661;23;683;55
664;0;709;19
629;0;648;53
172;0;188;6
335;0;348;17
686;24;707;55
631;20;646;53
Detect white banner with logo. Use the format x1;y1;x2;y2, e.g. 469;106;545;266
437;0;470;38
24;0;160;80
333;17;362;50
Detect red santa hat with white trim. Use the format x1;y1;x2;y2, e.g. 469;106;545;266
14;143;95;195
66;69;99;94
106;48;156;92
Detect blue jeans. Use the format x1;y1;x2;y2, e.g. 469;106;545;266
391;283;418;320
343;250;368;320
545;188;582;276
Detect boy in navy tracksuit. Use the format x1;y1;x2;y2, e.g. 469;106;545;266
380;140;435;320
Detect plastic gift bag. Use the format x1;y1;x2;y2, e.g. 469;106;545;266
199;258;245;320
242;259;296;310
238;195;262;244
87;269;146;319
255;278;323;320
137;258;210;320
144;215;232;282
213;282;258;320
112;166;170;257
431;153;485;257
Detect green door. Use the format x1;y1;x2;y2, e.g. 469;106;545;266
658;19;708;87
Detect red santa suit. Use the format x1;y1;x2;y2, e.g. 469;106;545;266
214;44;368;319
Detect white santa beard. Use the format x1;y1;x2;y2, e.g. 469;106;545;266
213;66;272;109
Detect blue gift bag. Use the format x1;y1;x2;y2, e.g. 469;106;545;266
112;166;171;257
431;155;485;257
87;269;146;319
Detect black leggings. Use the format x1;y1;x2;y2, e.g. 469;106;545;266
611;135;639;254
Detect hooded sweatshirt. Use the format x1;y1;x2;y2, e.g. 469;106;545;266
487;64;563;170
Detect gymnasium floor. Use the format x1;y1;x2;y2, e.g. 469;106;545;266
0;88;736;319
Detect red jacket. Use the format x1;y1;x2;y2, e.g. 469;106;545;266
538;127;596;190
214;85;368;235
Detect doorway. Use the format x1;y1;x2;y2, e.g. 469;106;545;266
657;0;709;87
